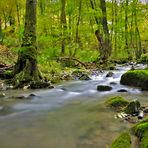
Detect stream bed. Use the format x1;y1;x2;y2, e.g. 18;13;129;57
0;64;147;148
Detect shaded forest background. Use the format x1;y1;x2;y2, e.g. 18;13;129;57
0;0;147;65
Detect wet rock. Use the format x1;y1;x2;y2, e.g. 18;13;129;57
0;93;5;98
143;107;148;113
0;82;6;90
61;74;73;80
138;111;144;119
26;94;38;99
125;116;138;124
29;81;54;89
97;85;112;91
124;100;140;115
79;74;91;80
0;106;3;111
72;70;91;80
110;82;117;85
106;72;114;77
117;89;128;92
14;95;26;99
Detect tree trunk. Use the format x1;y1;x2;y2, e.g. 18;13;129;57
0;18;3;44
125;0;129;53
15;0;21;27
13;0;41;87
73;0;82;57
60;0;67;55
99;0;112;63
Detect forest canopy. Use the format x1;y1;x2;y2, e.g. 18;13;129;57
0;0;147;63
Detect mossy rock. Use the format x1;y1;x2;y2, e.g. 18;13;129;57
140;131;148;148
111;132;131;148
105;96;129;109
120;70;148;90
132;118;148;138
124;100;140;115
97;85;112;91
72;70;91;80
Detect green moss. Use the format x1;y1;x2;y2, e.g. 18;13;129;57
111;132;131;148
120;70;148;90
105;96;129;109
140;131;148;148
131;118;148;148
132;118;148;138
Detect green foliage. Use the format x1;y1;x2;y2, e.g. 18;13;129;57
138;54;148;63
105;96;129;109
111;132;131;148
77;49;99;62
140;131;148;148
0;0;147;71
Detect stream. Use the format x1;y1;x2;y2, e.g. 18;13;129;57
0;64;148;148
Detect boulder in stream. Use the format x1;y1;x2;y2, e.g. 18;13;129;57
124;100;140;115
105;96;129;109
106;72;114;77
117;89;128;92
120;70;148;90
97;85;112;91
72;70;91;80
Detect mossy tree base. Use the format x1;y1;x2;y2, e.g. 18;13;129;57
12;46;53;89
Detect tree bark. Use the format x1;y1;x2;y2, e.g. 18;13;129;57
99;0;112;63
0;18;3;44
73;0;82;57
13;0;41;87
60;0;67;55
125;0;129;52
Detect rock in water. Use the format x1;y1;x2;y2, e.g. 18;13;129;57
0;93;5;98
106;72;114;77
97;85;112;91
29;81;54;89
138;111;144;119
72;70;91;80
117;89;128;92
124;100;140;115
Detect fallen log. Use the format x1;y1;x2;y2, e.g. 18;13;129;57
57;57;86;68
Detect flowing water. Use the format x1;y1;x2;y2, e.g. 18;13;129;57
0;64;147;148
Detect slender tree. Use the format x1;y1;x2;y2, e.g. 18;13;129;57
95;0;112;64
60;0;67;55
